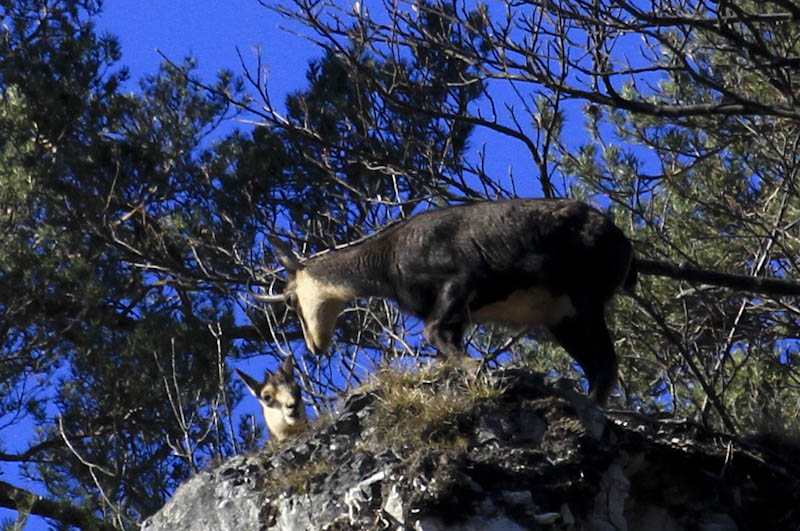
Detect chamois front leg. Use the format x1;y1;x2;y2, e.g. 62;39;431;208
423;278;471;361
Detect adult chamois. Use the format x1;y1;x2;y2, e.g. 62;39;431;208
264;198;636;405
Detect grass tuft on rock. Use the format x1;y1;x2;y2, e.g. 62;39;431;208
365;361;507;453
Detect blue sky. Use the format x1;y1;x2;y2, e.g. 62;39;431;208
100;0;317;101
97;0;540;187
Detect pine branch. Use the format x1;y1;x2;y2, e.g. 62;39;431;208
635;258;800;297
0;480;115;530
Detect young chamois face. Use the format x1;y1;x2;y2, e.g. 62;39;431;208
236;356;307;441
270;236;350;355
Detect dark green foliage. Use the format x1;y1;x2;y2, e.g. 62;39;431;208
270;0;800;436
0;0;253;525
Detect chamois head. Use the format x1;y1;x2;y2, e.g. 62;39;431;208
236;356;307;441
269;236;353;355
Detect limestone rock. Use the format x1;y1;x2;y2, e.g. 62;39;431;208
142;366;800;530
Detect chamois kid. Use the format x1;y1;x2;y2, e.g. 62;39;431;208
267;198;635;405
237;356;308;440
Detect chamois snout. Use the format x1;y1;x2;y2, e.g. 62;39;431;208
273;387;302;424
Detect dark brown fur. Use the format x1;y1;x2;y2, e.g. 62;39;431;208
272;198;635;404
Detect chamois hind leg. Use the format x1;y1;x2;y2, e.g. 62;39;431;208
423;278;471;361
547;301;618;405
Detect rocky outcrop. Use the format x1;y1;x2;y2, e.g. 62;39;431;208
142;366;800;530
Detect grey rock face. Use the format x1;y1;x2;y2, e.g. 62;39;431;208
141;456;270;531
143;367;800;531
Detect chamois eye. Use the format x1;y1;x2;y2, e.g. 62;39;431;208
261;395;277;407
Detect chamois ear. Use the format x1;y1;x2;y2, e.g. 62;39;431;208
279;355;296;377
269;235;303;273
236;369;261;397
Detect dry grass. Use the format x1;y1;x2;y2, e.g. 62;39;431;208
365;361;507;452
260;362;508;494
266;458;334;495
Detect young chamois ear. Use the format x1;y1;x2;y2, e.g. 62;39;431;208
236;356;307;441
